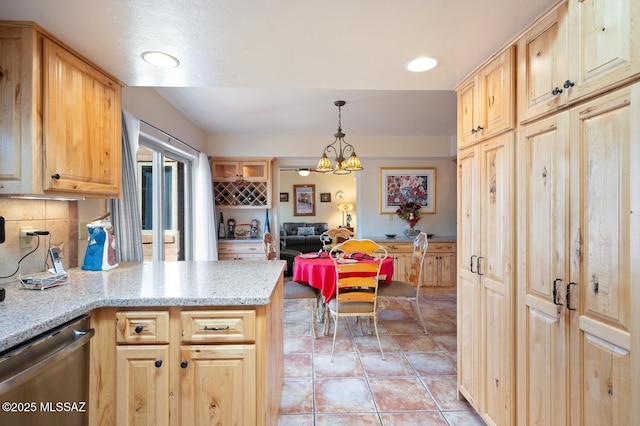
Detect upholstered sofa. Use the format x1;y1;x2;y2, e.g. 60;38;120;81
280;222;328;253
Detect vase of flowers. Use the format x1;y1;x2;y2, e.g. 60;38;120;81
396;201;421;237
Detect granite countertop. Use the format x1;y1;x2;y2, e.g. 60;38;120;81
364;235;457;243
0;260;286;353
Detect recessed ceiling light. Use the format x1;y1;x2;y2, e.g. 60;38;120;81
405;56;438;72
141;51;180;68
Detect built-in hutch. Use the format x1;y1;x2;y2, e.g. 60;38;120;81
0;21;123;198
210;157;274;261
456;0;640;424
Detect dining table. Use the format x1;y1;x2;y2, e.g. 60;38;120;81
292;253;394;302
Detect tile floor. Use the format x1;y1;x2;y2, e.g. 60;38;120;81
278;291;485;425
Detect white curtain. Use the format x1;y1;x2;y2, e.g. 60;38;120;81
108;111;144;262
194;152;218;260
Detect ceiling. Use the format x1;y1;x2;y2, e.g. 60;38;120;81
0;0;556;137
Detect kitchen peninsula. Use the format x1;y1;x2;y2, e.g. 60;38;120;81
0;261;286;426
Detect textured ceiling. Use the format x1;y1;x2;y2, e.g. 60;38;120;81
0;0;557;136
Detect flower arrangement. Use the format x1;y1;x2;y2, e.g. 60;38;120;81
396;201;421;228
235;176;247;190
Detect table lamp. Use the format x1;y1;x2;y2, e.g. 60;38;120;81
337;203;353;227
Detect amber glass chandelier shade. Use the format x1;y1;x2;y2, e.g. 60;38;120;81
316;153;334;172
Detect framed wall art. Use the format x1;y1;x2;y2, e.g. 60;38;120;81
279;192;289;202
293;184;315;216
379;167;436;214
320;193;331;203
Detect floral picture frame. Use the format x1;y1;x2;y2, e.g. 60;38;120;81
294;184;315;216
379;167;436;214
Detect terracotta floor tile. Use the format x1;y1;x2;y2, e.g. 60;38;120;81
313;333;356;354
393;334;442;353
422;375;474;411
315;412;382;425
405;352;457;376
360;352;415;378
277;413;315;426
352;333;399;354
368;377;439;412
284;353;313;378
279;377;314;414
423;318;457;335
283;335;313;354
314;352;364;378
441;409;486;425
314;377;377;413
430;334;457;353
379;411;449;425
383;320;426;335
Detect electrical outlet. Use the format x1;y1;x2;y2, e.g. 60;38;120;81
20;226;36;249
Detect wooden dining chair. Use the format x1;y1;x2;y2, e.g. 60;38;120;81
263;232;319;338
320;227;354;252
328;239;387;361
377;231;429;334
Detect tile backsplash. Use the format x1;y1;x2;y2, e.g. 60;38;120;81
0;199;78;286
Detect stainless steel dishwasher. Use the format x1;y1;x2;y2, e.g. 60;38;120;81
0;314;94;426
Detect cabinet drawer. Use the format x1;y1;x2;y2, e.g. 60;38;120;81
181;310;256;343
383;243;413;253
218;243;262;254
116;311;170;344
427;243;455;253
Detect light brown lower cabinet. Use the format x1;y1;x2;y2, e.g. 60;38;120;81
384;241;456;288
89;285;283;426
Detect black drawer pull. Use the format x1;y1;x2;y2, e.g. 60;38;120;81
204;325;230;331
134;325;144;334
154;360;163;368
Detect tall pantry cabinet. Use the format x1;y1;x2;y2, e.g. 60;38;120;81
515;0;640;424
458;0;640;424
456;46;516;425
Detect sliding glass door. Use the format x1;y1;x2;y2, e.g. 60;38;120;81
137;141;193;261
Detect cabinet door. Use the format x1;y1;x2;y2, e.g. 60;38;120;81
438;252;456;287
211;161;240;181
116;345;169;426
423;253;438;287
181;344;256;426
457;75;481;148
568;84;638;426
0;26;38;194
516;113;570;426
567;0;640;103
42;38;122;197
456;144;481;408
517;3;569;123
478;132;514;425
479;46;516;140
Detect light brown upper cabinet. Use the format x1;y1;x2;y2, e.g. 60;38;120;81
517;0;640;124
456;46;516;149
0;22;122;198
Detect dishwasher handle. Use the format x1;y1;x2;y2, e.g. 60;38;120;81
0;327;95;394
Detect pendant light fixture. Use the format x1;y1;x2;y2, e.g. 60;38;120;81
316;100;363;174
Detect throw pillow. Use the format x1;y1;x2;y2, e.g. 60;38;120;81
297;226;316;236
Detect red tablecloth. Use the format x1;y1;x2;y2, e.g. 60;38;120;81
292;254;394;302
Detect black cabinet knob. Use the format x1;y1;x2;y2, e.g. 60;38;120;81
563;80;575;89
155;360;163;368
51;173;61;180
180;361;189;369
552;87;563;96
134;325;144;333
